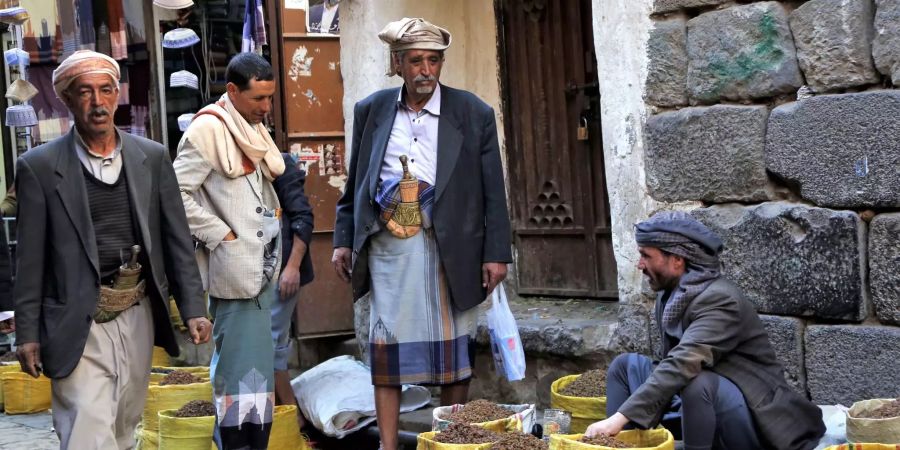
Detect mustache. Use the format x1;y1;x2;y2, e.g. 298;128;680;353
413;75;436;83
90;107;110;116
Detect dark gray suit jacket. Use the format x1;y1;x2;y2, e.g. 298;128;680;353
619;278;825;450
14;129;206;378
334;85;512;311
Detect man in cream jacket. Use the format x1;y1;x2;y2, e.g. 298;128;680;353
174;53;285;450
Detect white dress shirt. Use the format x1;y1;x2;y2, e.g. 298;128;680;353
380;84;441;186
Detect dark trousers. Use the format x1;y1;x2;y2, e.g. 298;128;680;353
606;353;761;450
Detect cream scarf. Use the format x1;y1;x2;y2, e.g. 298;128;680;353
191;93;285;180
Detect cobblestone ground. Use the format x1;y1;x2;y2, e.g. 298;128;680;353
0;411;58;449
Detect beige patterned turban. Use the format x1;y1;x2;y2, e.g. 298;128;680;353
52;50;120;100
378;18;452;75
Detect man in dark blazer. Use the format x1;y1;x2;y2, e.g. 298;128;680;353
271;152;314;422
332;18;511;450
14;50;211;449
586;212;825;450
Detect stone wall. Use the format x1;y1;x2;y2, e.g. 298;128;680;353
641;0;900;405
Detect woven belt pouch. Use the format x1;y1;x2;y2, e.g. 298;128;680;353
95;279;146;323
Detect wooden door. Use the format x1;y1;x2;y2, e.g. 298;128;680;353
269;1;354;337
499;0;617;298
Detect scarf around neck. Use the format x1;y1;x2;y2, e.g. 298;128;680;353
192;93;285;180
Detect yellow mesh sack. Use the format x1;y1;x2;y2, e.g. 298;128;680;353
549;429;675;450
168;298;187;331
847;399;900;444
551;374;608;433
149;367;210;384
142;381;212;432
0;371;51;414
432;404;535;433
415;431;495;450
269;404;313;450
0;362;22;410
135;428;159;450
152;346;170;367
157;409;215;450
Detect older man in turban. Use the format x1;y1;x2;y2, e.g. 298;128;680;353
585;212;825;450
14;50;210;449
332;17;511;450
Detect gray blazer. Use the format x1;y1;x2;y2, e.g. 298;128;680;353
334;84;512;311
13;130;207;378
619;278;825;450
173;122;282;300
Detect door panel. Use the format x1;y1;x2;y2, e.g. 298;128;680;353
273;2;353;337
501;0;617;298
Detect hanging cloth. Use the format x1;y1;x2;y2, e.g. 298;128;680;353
75;0;95;51
241;0;267;53
107;0;127;60
57;0;78;59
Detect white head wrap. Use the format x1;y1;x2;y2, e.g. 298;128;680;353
378;18;451;76
52;50;120;100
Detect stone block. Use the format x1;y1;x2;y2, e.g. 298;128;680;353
646;105;769;203
805;325;900;405
766;90;900;208
873;0;900;84
652;0;729;14
687;2;803;102
646;18;688;107
870;213;900;325
790;0;879;92
759;315;806;395
693;203;866;321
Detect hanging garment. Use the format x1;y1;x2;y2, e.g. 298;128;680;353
241;0;266;53
107;0;127;60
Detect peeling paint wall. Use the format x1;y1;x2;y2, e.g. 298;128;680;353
339;0;503;159
592;0;692;352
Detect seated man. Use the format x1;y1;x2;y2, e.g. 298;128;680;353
586;211;825;450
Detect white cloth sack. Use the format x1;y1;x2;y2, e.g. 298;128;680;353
486;283;526;381
291;355;432;438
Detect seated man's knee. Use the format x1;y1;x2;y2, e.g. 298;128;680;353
608;353;635;378
681;371;719;405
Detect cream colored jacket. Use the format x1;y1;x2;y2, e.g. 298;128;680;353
173;114;281;299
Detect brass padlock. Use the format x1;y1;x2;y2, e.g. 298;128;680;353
577;117;589;141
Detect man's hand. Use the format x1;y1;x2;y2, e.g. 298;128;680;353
187;317;212;344
279;268;301;300
16;342;41;378
223;231;237;242
280;238;307;300
0;317;14;334
332;247;352;283
482;262;508;295
584;412;630;438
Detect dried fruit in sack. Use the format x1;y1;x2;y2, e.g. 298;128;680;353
433;423;502;444
174;400;217;417
150;367;175;374
560;369;606;397
857;397;900;419
446;399;516;423
159;370;202;386
492;432;548;449
579;434;634;448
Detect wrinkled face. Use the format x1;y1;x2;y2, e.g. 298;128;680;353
64;73;119;137
396;49;443;96
637;246;685;292
227;78;276;125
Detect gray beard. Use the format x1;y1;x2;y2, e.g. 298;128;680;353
415;86;434;94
